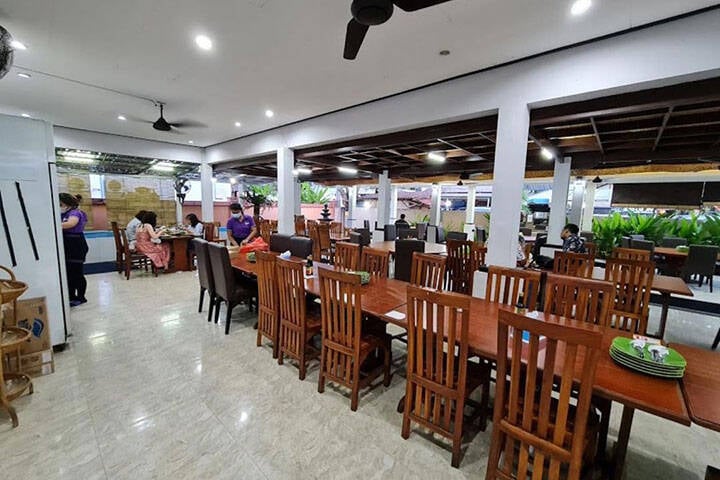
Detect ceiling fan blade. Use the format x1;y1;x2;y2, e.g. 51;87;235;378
169;120;207;128
393;0;452;12
124;115;154;124
343;19;370;60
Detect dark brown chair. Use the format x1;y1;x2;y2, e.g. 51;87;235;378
317;268;391;411
485;266;542;311
473;244;487;267
402;286;491;467
360;247;390;278
110;221;124;274
661;237;686;248
682;245;720;292
520;227;532;236
553;251;594;279
410;252;446;290
207;242;256;334
192;238;215;323
604;258;655;334
256;251;280;358
290;236;313;259
486;309;602;480
446;231;467;242
334;242;360;270
543;273;613;327
445;239;481;294
610;247;651;262
394;239;425;282
119;229;154;279
276;257;321;379
269;233;292;253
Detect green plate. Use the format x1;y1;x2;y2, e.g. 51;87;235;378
610;346;685;371
610;337;686;368
609;350;684;378
609;349;685;374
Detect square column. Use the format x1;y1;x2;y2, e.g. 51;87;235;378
200;158;214;223
548;157;572;243
277;147;296;235
568;178;585;227
487;103;530;267
430;184;441;226
294;180;302;216
389;185;398;223
581;180;597;232
348;186;357;228
464;185;477;236
376;170;391;228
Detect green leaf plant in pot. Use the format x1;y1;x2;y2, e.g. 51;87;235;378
244;184;276;218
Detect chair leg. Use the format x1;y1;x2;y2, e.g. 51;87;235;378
198;288;205;313
224;302;234;335
711;276;714;293
451;430;462;468
712;327;720;350
350;362;360;411
596;397;612;462
214;299;221;324
382;343;392;387
317;346;325;393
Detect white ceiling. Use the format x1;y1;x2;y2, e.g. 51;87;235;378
0;0;716;147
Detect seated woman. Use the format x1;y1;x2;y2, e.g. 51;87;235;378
185;213;204;237
134;211;171;270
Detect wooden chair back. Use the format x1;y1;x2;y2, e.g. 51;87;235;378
330;221;343;236
276;257;309;360
256;251;280;357
553;251;594;278
193;238;213;292
610;247;652;262
410;252;446;290
318;223;332;251
487;309;603;480
473;244;487;267
360;247;390;278
485;266;542;311
584;242;597;258
307;222;321;260
203;221;223;243
604;258;655;334
111;221;123;272
445;239;481;294
294;216;307;236
334;242;360;270
543;273;613;327
258;220;273;244
403;285;472;466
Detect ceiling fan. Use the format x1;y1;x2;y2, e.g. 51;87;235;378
130;103;205;133
343;0;453;60
0;25;15;79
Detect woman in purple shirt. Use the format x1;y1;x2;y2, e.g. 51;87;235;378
226;203;257;246
59;193;89;306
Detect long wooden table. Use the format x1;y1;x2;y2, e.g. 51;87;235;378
160;235;193;272
669;343;720;433
367;240;447;255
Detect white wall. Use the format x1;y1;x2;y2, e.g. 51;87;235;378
206;10;720;162
54;126;203;164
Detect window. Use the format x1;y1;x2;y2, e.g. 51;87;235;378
89;174;105;199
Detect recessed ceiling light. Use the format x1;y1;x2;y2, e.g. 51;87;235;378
439;50;450;56
151;165;175;172
570;0;592;16
427;152;446;162
540;147;554;160
117;115;126;121
188;140;194;144
10;40;27;50
234;121;242;127
338;166;358;174
293;167;312;176
194;34;213;51
265;109;274;118
20;113;31;118
17;72;31;79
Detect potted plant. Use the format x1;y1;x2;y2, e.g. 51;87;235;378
243;184;275;218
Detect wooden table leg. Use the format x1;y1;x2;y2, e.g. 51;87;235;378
656;293;671;339
611;405;635;480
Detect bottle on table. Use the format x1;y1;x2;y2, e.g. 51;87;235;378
515;292;526;313
305;255;314;276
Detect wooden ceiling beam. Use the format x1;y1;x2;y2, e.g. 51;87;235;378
653;106;674;152
589;117;604;154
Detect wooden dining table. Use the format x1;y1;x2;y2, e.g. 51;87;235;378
668;343;720;433
367;240;447;255
160;234;194;272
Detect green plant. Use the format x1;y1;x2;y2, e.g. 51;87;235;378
244;184;276;217
624;213;666;245
592;213;626;258
698;214;720;246
300;183;331;204
410;213;430;227
665;213;702;245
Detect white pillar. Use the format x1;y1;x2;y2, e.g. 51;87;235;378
464;185;477;236
277;147;295;235
547;157;572;244
294;180;302;216
430;184;441;225
200;159;214;222
377;170;391;228
581;180;597;232
389;185;398;223
487;103;530;267
348;186;357;228
569;178;584;227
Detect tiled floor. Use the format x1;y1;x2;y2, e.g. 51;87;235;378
1;270;719;479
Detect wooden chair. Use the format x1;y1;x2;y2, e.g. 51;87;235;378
276;257;321;379
553;251;594;279
445;239;481;295
610;247;651;262
473;244;487;268
604;258;654;334
307;221;321;260
317;268;391;411
330;221;343;237
486;309;603;480
294;216;307;236
256;251;281;358
394;239;425;282
682;245;720;292
119;229;155;279
258;220;273;244
584;242;597;259
543;273;613;327
317;222;333;262
401;286;491;467
203;221;225;245
485;266;542;311
410;252;446;290
110;221;124;274
360;247;390;278
207;243;256;334
192;239;215;323
334;242;360;270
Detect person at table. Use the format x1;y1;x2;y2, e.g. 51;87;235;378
394;214;410;227
185;213;204;236
59;193;89;307
135;211;171;270
226;203;257;246
125;210;147;250
561;223;587;253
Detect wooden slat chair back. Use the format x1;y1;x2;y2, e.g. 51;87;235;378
258;220;273;244
276;257;320;379
604;258;655;334
553;251;594;279
473;244;487;268
294;216;307;236
203;221;224;244
330;221;343;236
334;242;360;270
307;222;321;260
584;242;597;259
486;309;603;480
485;266;542;311
410;252;447;290
445;239;480;295
317;268;391;410
360;247;390;278
318;222;332;252
402;286;489;467
610;247;652;262
543;273;613;327
256;251;281;358
110;221;126;274
118;228;154;279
